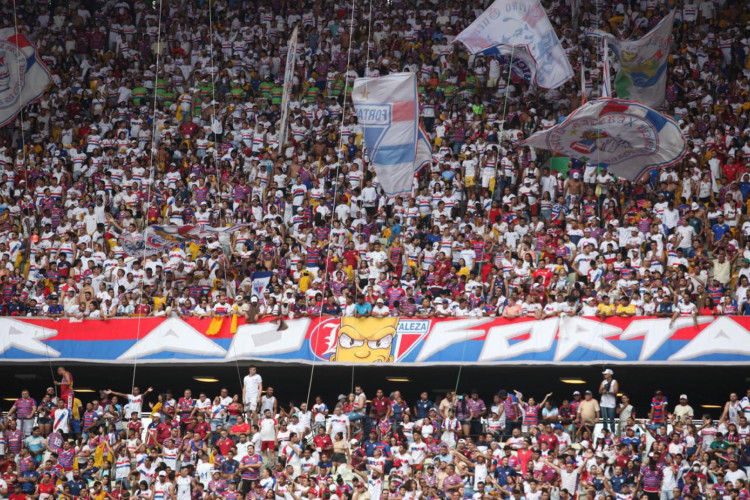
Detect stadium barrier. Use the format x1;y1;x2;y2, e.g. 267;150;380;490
1;315;748;365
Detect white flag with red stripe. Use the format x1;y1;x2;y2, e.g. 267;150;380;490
352;73;422;196
0;29;51;127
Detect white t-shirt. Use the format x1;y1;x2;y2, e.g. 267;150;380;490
328;414;349;437
600;379;617;408
259;417;277;441
176;475;192;500
243;374;262;398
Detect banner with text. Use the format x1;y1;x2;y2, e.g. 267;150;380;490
2;316;750;365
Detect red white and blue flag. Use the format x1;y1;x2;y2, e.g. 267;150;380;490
454;0;574;89
352;73;431;197
522;98;686;181
0;29;51;127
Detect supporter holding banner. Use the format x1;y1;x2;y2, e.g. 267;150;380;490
454;0;574;89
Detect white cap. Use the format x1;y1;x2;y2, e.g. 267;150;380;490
602;368;613;375
680;394;688;400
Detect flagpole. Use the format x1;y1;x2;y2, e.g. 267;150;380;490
493;46;516;193
581;58;587;105
601;38;612;98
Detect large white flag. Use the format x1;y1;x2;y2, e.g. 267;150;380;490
454;0;573;89
595;11;674;108
521;98;686;181
352;73;426;197
278;25;298;150
0;30;51;127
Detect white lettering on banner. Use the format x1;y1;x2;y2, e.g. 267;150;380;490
479;318;558;361
669;317;750;361
620;317;713;360
0;319;60;357
227;319;310;358
355;105;391;125
396;320;430;334
117;318;226;360
554;317;626;361
415;318;491;362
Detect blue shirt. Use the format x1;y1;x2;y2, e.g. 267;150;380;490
67;479;88;496
415;399;434;418
354;302;372;316
221;459;239;477
712;223;731;242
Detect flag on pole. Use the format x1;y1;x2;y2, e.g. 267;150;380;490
521;98;686;181
416;126;433;171
601;39;612;98
251;271;273;298
352;73;422;197
453;0;574;89
0;30;52;127
277;25;298;150
595;10;675;108
581;64;587;104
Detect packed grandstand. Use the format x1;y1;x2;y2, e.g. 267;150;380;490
3;366;750;500
0;0;750;498
0;0;749;321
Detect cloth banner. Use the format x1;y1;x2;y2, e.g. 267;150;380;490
595;11;674;108
522;98;686;181
278;25;298;149
352;73;421;196
0;30;51;127
2;315;750;365
454;0;573;89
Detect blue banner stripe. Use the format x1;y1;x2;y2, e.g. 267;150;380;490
644;108;667;131
374;144;416;165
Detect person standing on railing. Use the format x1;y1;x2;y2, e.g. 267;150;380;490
599;369;618;433
54;367;74;411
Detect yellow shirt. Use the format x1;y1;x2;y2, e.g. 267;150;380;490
298;271;311;292
616;304;636;316
72;398;83;419
597;303;615;315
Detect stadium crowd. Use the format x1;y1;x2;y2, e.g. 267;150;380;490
2;367;750;500
1;0;750;323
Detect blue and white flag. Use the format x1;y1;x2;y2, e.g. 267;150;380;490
0;30;51;127
454;0;573;89
352;73;421;197
521;98;686;181
416;126;433;171
251;271;273;298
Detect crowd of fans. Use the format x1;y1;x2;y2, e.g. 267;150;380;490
2;0;750;322
2;367;750;500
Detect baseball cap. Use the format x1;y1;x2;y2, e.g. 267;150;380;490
680;394;688;400
573;391;581;396
158;471;167;477
602;368;614;375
